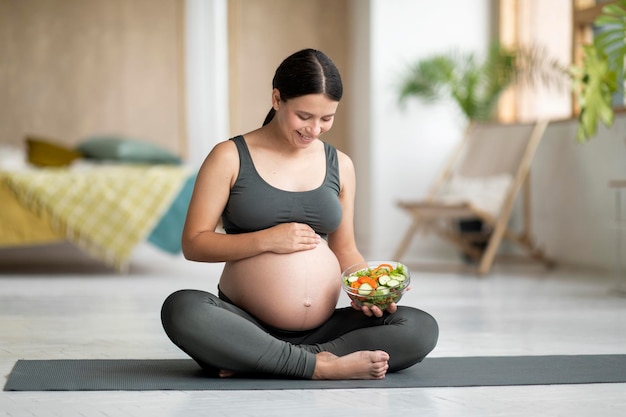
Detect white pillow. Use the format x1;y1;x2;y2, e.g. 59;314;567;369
0;145;29;171
437;174;513;217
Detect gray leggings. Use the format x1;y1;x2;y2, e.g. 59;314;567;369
161;289;438;379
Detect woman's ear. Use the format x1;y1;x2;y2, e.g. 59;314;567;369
271;88;281;111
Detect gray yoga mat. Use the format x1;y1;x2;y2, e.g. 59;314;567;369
5;355;626;391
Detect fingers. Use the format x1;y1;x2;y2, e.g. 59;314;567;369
293;223;319;240
284;222;317;238
385;303;398;314
291;223;321;248
354;303;397;318
349;301;379;317
369;306;384;317
361;306;374;317
358;305;380;318
270;223;321;253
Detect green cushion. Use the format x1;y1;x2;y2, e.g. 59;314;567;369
77;136;182;165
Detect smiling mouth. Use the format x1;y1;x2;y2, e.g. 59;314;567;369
297;131;316;141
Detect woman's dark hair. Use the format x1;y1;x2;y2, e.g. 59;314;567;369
262;48;343;126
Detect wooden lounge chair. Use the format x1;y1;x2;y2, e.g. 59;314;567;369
393;119;554;275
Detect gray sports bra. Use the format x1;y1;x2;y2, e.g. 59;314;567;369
221;135;343;238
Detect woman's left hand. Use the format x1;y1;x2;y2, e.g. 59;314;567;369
351;301;397;318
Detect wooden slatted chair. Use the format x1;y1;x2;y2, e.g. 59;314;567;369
393;119;553;275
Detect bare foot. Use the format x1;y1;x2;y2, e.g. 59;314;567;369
312;350;390;380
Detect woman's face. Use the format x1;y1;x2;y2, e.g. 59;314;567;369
272;89;339;147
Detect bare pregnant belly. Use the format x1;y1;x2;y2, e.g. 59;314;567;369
218;242;342;330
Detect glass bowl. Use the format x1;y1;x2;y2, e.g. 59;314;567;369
341;261;410;310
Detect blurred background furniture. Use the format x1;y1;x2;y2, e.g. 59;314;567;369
0;138;196;273
393;120;553;275
0;165;195;273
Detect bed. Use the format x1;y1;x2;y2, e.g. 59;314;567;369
0;137;196;272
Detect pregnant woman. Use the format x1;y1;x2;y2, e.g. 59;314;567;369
161;49;438;380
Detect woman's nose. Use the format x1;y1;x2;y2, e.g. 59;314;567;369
305;121;322;137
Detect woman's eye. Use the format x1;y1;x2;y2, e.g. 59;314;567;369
296;114;333;122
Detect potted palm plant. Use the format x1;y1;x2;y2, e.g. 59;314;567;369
573;0;626;141
397;42;567;122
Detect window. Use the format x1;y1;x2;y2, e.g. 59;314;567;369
496;0;573;122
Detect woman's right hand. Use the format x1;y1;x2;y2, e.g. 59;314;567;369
265;222;321;254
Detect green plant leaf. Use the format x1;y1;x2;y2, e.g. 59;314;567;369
573;0;626;141
572;44;618;141
397;42;567;123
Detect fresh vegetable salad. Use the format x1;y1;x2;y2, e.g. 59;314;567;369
342;262;410;309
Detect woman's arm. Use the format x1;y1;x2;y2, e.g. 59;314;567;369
327;150;365;271
182;140;320;263
329;150;397;317
182;140;259;262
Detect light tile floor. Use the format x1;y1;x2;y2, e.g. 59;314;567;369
1;243;626;417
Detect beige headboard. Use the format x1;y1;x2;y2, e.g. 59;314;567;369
0;0;186;157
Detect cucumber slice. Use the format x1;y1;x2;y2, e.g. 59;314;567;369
390;273;406;281
375;287;390;296
357;283;373;295
386;279;400;288
347;275;359;283
377;275;390;285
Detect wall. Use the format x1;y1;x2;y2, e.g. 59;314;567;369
347;0;372;254
0;0;185;155
532;116;626;270
354;0;492;259
227;0;350;153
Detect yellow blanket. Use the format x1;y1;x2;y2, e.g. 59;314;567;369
1;165;190;272
0;181;61;246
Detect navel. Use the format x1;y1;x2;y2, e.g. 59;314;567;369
303;298;312;307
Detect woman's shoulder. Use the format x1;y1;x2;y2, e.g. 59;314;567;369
333;147;354;171
199;138;240;173
211;136;241;156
